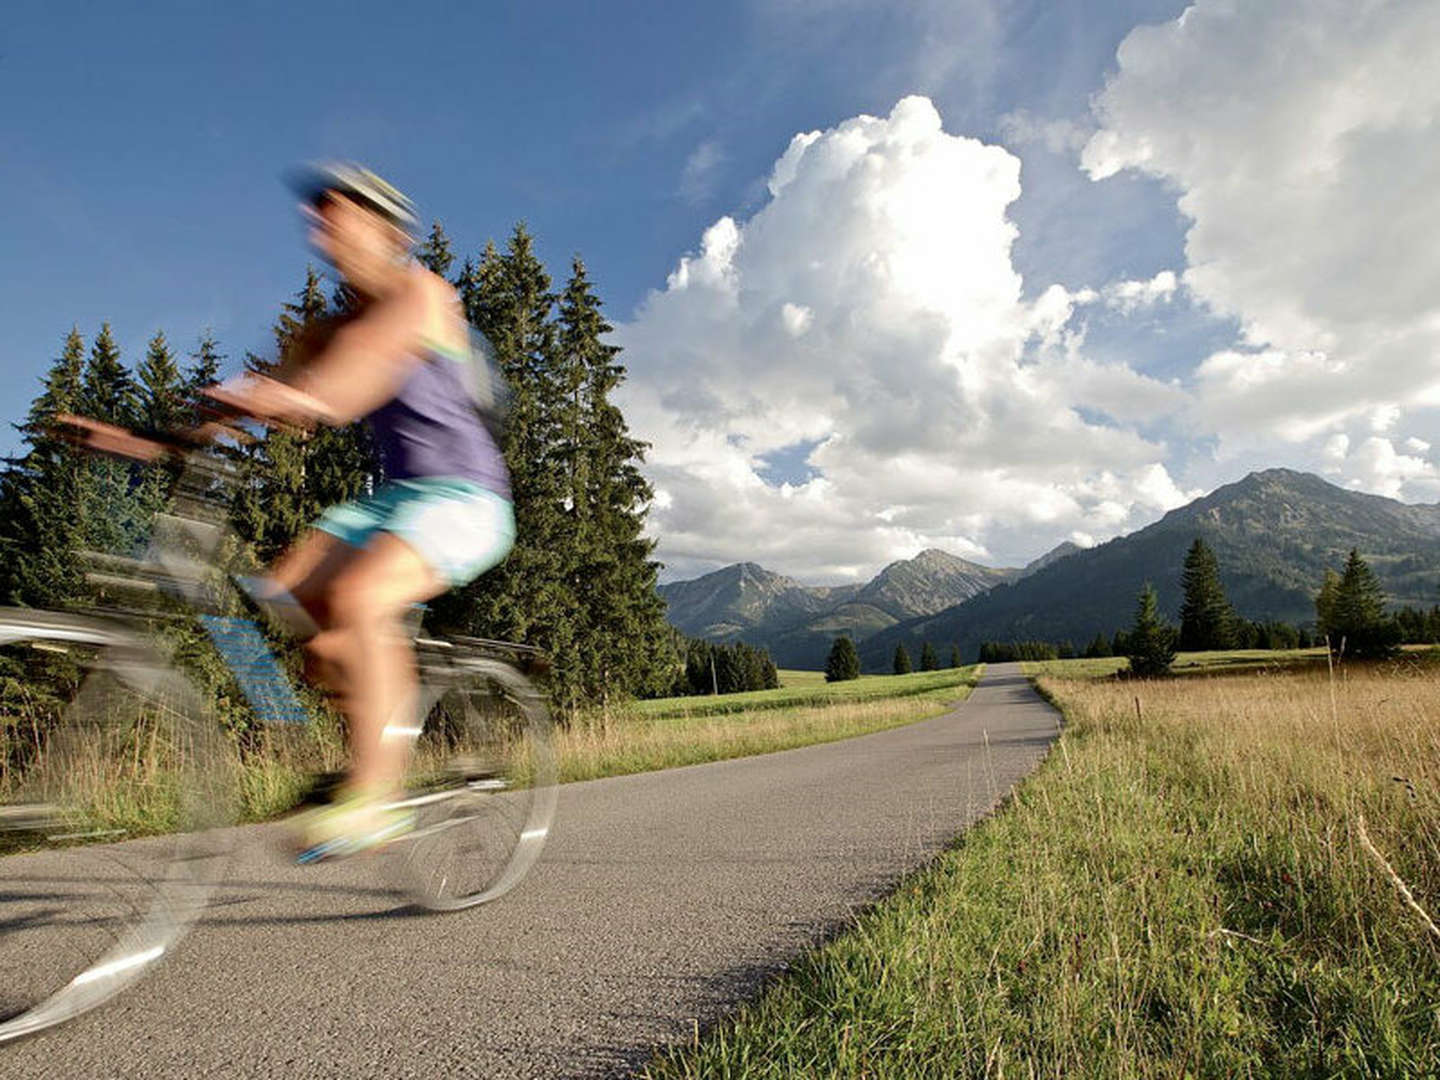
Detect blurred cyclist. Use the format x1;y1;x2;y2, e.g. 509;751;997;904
211;164;514;861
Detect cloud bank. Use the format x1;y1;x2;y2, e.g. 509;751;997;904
1083;0;1440;497
616;97;1188;581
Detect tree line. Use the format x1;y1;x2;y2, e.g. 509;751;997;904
668;634;780;696
0;222;678;718
854;536;1434;681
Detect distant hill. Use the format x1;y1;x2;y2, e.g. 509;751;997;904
859;469;1440;670
659;543;1080;669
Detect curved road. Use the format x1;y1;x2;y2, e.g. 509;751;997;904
5;663;1058;1078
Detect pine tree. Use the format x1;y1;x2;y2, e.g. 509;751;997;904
0;329;90;604
919;641;939;671
416;222;455;276
133;331;188;526
825;636;860;682
949;643;962;668
893;642;913;675
79;324;141;556
1127;583;1177;677
549;255;672;707
1178;537;1234;651
185;330;225;422
1328;548;1399;659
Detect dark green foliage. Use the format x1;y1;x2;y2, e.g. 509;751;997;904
1084;632;1113;658
415;222;455;276
0;224;679;717
671;636;780;696
1127;583;1177;677
1178;537;1234;651
1394;605;1440;645
949;643;962;668
825;637;860;683
0;328;90;604
1321;549;1401;659
553;256;672;707
893;643;912;675
919;641;939;671
978;641;1060;662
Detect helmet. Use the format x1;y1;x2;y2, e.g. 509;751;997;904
286;161;418;235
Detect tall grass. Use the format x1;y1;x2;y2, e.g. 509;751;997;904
4;666;981;836
645;659;1440;1077
555;675;978;783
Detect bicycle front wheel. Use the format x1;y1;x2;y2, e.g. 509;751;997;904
392;656;556;911
0;609;237;1042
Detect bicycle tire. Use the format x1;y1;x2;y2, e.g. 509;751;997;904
391;655;556;911
0;609;237;1042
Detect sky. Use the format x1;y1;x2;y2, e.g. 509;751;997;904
4;1;1439;584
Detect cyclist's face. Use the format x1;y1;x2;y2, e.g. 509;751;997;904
302;193;402;284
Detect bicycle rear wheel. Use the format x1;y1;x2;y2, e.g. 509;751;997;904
392;656;556;911
0;610;237;1042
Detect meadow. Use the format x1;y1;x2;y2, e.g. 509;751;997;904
645;651;1440;1077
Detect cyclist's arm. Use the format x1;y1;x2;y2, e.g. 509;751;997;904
287;271;435;424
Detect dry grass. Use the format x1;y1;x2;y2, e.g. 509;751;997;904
554;684;975;784
646;657;1440;1077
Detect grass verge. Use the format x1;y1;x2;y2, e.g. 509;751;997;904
643;659;1440;1077
554;667;980;784
631;667;984;721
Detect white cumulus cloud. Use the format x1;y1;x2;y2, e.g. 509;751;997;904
1082;0;1440;498
615;96;1189;581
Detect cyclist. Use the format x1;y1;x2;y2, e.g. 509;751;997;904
211;163;514;861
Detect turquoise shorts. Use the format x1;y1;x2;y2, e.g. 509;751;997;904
315;477;515;587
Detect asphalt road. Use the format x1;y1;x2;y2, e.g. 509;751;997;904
3;662;1059;1078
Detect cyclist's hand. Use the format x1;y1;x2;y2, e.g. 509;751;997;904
52;414;168;462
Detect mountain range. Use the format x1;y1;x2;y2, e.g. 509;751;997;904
659;544;1078;668
658;469;1440;672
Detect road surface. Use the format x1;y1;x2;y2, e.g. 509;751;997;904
3;662;1059;1078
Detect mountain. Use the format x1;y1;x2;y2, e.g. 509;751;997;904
761;549;1016;667
859;469;1440;669
656;562;857;641
659;547;1033;666
1020;541;1081;575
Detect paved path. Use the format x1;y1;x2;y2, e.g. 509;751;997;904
3;663;1059;1078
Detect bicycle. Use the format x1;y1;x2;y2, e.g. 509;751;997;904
0;419;557;1042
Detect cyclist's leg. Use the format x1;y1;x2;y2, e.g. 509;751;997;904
309;531;443;794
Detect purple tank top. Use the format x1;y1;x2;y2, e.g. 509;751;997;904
367;346;511;499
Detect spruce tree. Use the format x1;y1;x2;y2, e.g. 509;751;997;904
416;222;455;276
825;636;860;682
1328;548;1399;659
893;642;913;675
551;255;671;707
949;643;962;668
919;641;939;671
1127;583;1177;677
0;329;90;604
79;324;141;556
134;331;188;526
1178;537;1234;651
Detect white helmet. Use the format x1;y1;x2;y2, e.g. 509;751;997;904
287;161;418;236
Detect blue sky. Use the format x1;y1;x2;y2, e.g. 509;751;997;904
5;1;1437;581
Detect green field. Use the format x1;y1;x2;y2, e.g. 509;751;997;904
562;667;983;783
630;666;983;721
646;653;1440;1077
